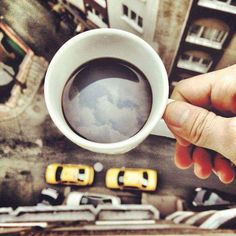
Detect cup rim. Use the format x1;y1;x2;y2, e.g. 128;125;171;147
45;28;169;154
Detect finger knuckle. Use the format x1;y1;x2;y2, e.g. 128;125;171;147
171;80;188;99
189;111;216;147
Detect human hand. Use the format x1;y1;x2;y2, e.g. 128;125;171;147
163;65;236;184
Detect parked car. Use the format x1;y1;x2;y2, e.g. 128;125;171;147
66;192;121;207
38;188;64;206
105;167;157;191
190;187;236;210
45;163;94;186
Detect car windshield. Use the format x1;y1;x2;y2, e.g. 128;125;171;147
142;171;148;188
81;196;89;204
117;171;125;186
102;199;112;204
55;166;63;182
78;168;85;181
81;196;104;207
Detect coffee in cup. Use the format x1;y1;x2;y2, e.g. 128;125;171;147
61;57;152;143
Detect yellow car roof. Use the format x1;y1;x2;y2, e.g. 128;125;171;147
61;165;88;182
123;170;143;187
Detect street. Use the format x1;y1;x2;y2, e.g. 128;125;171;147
0;0;236;214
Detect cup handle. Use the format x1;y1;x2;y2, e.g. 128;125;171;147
150;99;175;139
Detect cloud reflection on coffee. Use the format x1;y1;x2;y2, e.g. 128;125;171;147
62;58;152;143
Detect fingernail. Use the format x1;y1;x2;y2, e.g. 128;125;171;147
166;102;190;127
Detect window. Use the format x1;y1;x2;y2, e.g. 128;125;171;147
189;24;202;35
81;196;89;204
202;27;227;43
212;29;225;42
78;168;85;181
103;199;112;204
138;16;143;28
201;27;212;40
55;166;63;182
202;59;211;66
181;54;190;60
123;5;128;16
117;171;125;186
143;172;148;180
142;172;148;188
122;4;144;33
131;11;136;20
192;56;200;63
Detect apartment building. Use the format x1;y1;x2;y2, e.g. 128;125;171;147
169;0;236;88
60;0;188;70
63;0;160;47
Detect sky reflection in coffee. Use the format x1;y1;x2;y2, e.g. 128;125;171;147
62;58;152;143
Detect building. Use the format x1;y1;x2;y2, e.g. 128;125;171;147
0;19;48;121
59;0;187;72
60;0;160;49
169;0;236;89
56;0;236;91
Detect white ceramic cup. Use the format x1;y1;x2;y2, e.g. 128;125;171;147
44;28;173;154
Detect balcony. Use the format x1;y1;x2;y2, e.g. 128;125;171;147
87;9;108;28
198;0;236;14
84;0;109;27
84;0;107;16
177;51;213;73
186;19;229;50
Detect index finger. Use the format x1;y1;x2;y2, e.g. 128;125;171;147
171;65;236;113
171;72;214;107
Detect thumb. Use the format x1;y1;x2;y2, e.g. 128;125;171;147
163;101;236;164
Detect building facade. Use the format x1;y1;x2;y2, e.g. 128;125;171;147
169;0;236;89
59;0;236;91
64;0;160;48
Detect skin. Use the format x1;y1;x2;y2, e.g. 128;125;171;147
163;64;236;184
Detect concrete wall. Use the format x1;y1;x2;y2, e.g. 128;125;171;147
153;0;191;73
107;0;159;48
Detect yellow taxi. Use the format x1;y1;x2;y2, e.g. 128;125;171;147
45;163;94;186
105;167;157;191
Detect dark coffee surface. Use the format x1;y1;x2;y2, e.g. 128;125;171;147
62;58;152;143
